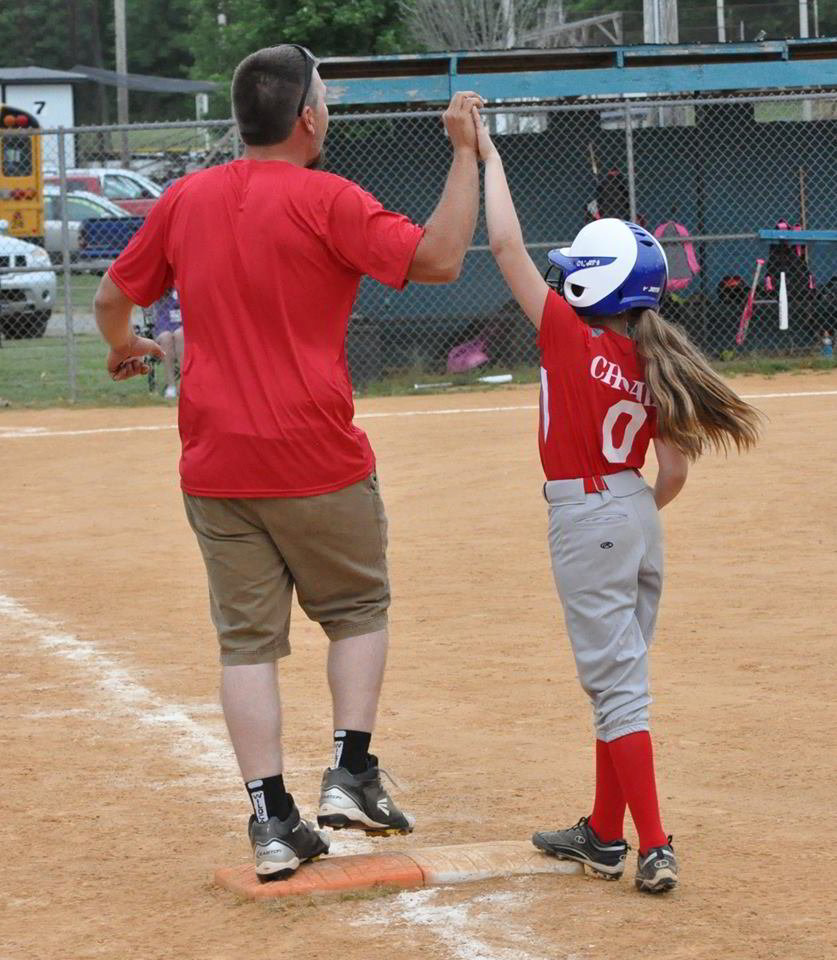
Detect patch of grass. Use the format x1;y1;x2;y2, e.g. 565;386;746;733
714;354;836;377
0;333;174;408
1;338;833;410
68;271;101;309
356;363;541;398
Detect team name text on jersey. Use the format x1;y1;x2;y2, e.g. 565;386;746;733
590;355;652;406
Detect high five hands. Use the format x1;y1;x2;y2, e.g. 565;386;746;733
441;91;499;164
470;105;498;163
442;91;485;151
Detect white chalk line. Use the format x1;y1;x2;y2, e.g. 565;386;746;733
0;423;177;439
355;887;564;960
0;590;554;960
0;593;234;784
0;387;835;440
0;591;368;852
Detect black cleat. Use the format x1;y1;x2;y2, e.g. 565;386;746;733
635;837;678;893
533;816;628;879
248;800;330;882
317;755;415;835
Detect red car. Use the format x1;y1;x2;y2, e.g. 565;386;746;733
44;167;162;216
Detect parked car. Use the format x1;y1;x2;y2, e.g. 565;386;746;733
77;212;145;262
44;167;162;216
44;186;131;263
0;221;56;339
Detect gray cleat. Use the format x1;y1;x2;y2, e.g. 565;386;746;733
248;801;330;882
317;755;415;835
533;816;629;879
635;837;678;893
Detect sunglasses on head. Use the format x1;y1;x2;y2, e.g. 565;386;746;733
289;44;316;116
544;263;564;291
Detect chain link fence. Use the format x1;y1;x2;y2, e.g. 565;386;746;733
1;89;835;405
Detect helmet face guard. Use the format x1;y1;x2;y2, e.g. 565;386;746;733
546;219;668;317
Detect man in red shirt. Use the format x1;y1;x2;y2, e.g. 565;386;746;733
94;43;483;879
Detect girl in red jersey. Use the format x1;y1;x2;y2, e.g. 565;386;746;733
473;109;761;893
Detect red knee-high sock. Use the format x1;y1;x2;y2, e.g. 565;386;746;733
587;739;627;842
607;731;668;853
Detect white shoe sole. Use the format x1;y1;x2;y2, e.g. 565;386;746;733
318;801;414;834
255;854;301;879
533;837;625;878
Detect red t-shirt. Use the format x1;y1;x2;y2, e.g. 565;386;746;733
537;290;656;480
109;159;424;497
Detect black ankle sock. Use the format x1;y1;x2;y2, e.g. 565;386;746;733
245;774;292;823
333;729;371;774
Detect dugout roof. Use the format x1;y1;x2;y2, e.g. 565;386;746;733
70;65;217;94
319;38;837;106
0;66;86;84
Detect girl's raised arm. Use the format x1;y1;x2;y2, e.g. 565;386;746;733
474;107;549;330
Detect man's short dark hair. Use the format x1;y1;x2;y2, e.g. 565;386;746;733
232;45;314;147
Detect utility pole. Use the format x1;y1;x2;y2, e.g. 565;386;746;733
643;0;679;126
799;0;812;119
798;0;810;36
644;0;661;42
644;0;678;44
716;0;726;42
114;0;130;165
497;0;517;134
501;0;516;47
661;0;678;44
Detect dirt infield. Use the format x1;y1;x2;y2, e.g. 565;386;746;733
2;372;835;960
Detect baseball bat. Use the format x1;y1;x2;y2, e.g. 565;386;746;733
778;271;789;330
800;167;809;264
735;258;764;346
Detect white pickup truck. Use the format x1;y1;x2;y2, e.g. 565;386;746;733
0;220;57;339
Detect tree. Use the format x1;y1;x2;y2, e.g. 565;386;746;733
188;0;411;117
564;0;837;44
126;0;194;120
283;0;410;54
400;0;545;50
0;0;196;123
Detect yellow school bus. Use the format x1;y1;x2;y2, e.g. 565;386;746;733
0;105;43;242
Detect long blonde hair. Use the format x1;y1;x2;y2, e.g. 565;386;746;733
632;309;762;460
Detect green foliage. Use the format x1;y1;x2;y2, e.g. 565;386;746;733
8;0;837;125
125;0;194;120
188;0;410;117
3;0;195;123
282;0;410;55
0;333;174;408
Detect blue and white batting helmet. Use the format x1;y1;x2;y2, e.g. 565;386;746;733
546;219;669;317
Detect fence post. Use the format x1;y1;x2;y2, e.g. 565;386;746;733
624;107;637;222
232;125;241;159
57;127;77;403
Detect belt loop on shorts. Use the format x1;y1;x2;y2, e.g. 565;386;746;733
583;475;607;494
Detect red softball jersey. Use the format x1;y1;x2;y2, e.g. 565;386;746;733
537;289;656;481
109;159;424;497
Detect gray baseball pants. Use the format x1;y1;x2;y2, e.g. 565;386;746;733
545;469;663;743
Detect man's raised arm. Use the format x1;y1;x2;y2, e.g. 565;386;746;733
407;91;484;284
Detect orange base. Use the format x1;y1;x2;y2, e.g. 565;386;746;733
215;852;423;900
214;841;583;900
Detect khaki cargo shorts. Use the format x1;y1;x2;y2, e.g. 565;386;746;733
183;473;390;665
